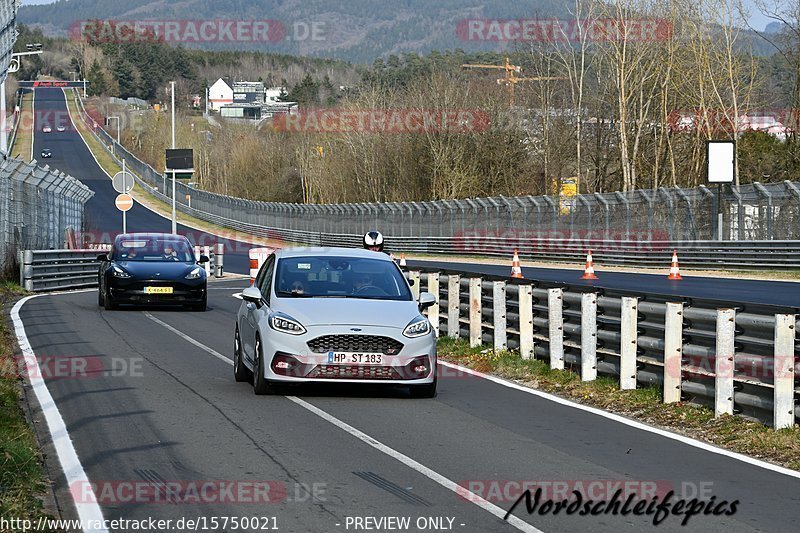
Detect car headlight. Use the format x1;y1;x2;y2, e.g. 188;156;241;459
112;265;131;278
185;267;204;279
269;312;307;335
403;315;431;338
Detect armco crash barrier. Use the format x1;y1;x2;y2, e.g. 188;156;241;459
408;269;799;430
70;89;800;271
20;248;228;291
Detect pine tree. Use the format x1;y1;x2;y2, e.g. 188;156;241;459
87;60;107;96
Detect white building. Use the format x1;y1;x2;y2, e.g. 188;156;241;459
265;87;288;104
208;78;233;111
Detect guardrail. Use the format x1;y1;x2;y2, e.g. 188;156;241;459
70;90;800;270
19;249;103;291
407;266;798;430
19;247;226;291
19;248;798;429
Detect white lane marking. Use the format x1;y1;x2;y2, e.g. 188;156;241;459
11;296;108;533
231;292;243;300
439;361;800;480
143;312;232;366
288;396;541;533
142;314;542;532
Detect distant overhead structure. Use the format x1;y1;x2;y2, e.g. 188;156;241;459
462;56;564;107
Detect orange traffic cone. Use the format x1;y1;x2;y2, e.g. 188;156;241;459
668;250;682;280
511;249;524;278
399;253;407;268
581;250;598;280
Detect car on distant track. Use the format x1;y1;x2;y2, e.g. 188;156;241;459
42;125;51;133
56;125;66;132
234;247;438;397
97;233;209;311
40;148;51;158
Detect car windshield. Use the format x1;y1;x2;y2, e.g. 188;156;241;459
112;238;195;262
275;256;412;301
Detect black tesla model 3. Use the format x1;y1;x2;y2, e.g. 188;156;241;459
97;233;209;311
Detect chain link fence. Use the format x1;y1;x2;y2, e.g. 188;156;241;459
0;158;94;275
76;91;800;243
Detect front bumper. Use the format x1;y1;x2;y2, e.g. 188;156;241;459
260;325;437;385
108;278;206;305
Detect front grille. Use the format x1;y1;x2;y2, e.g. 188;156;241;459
307;335;404;355
307;365;402;380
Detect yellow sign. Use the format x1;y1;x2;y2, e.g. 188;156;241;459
559;177;578;214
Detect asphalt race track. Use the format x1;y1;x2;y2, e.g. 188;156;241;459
35;87;800;308
32;87;256;275
16;283;800;532
18;87;800;532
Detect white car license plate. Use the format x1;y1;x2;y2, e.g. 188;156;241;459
327;352;383;365
145;286;173;294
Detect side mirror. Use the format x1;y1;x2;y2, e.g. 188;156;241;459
418;292;436;311
96;253;109;262
242;286;263;306
198;255;210;263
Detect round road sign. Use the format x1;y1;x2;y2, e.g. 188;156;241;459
112;171;135;193
115;194;134;212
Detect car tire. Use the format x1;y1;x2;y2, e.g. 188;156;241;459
103;287;118;310
233;326;252;383
252;337;276;395
409;378;437;398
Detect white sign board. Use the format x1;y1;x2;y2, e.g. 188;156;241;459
707;141;735;183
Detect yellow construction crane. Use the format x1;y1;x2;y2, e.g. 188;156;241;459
462;57;564;107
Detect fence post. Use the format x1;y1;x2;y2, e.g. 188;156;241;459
447;275;460;338
663;302;683;404
409;270;421;299
518;284;535;360
493;281;507;352
581;292;597;381
774;314;796;430
426;273;440;335
714;309;736;417
548;288;564;370
620;296;638;390
469;277;482;348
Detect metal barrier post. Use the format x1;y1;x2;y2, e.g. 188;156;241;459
774;314;796;429
469;277;482;348
581;292;597;381
518;284;535;360
548;288;564;370
447;275;460;338
409;270;421;299
620;297;638;389
214;243;224;277
202;245;211;274
426;273;440;334
493;281;507;352
663;302;683;403
715;309;736;417
22;250;34;291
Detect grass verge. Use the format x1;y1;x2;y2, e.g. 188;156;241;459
65;92;285;248
0;282;51;521
437;338;800;470
11;94;33;162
